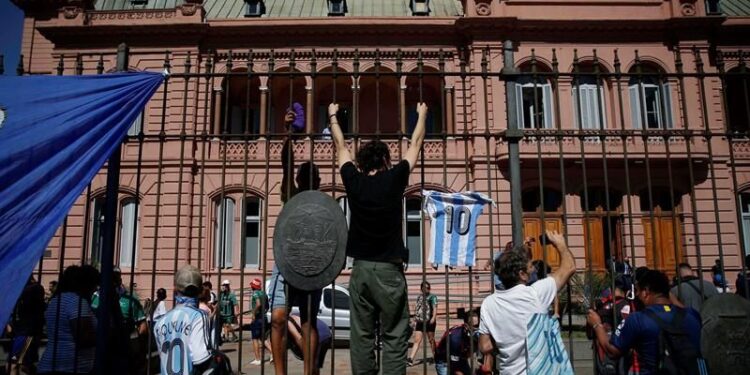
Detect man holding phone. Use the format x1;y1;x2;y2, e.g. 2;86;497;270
477;230;575;374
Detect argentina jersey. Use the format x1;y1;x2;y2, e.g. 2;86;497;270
153;303;211;375
423;190;494;267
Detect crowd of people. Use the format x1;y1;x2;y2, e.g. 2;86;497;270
5;101;750;375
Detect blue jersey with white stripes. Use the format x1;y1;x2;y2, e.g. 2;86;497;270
423;190;494;267
153;299;211;375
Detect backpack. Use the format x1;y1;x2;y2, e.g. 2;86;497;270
641;308;707;375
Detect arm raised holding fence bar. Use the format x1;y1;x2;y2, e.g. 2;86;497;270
328;102;428;171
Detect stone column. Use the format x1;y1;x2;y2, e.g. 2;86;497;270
306;85;314;134
400;85;407;134
259;86;268;136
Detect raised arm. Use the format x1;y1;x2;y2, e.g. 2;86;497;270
328;103;353;168
404;103;428;171
546;231;576;290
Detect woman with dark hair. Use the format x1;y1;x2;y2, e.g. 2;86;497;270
38;265;100;374
408;281;438;366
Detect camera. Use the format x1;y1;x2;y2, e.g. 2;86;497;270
538;233;551;245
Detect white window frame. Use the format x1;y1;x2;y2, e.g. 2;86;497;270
404;197;423;267
215;197;235;269
243;196;262;268
118;198;139;268
515;82;554;129
572;83;606;129
629;82;673;129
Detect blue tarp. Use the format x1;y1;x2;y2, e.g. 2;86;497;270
0;72;164;327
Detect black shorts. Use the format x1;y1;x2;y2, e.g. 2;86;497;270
249;318;269;339
414;321;436;333
288;286;322;324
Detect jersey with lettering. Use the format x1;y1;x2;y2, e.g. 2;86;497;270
153;298;211;375
423;190;494;267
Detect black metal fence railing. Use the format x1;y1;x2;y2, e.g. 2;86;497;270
2;44;750;375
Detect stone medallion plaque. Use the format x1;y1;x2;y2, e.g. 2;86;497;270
273;190;347;291
701;294;750;374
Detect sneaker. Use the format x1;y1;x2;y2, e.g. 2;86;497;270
250;360;261;365
406;358;414;367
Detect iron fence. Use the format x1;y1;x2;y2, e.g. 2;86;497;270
3;43;750;374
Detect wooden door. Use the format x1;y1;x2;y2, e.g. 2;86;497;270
642;215;682;273
582;217;606;272
523;217;562;268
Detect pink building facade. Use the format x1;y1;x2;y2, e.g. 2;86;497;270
10;0;750;314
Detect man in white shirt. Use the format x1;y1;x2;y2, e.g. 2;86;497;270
477;231;575;375
153;265;212;375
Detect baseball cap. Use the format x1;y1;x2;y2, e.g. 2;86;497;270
175;265;202;297
222;279;230;286
250;278;261;290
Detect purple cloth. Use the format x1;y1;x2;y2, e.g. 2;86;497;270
289;102;305;132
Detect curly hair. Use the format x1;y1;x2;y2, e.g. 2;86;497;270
356;140;391;174
495;245;530;289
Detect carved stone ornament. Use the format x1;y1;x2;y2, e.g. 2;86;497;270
681;3;696;16
273;190;348;291
62;6;81;19
475;0;492;16
680;0;697;16
180;4;198;16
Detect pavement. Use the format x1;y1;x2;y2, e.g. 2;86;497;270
220;336;595;375
0;335;595;375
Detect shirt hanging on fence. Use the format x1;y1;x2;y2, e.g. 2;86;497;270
525;313;574;375
422;190;495;267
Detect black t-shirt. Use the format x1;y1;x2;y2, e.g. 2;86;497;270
12;282;46;336
340;160;410;262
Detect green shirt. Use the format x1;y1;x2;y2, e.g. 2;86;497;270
219;291;238;318
250;290;266;319
91;292;146;324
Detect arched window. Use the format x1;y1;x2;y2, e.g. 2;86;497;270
89;195;139;268
359;66;399;134
572;63;608;129
405;69;443;137
516;63;554;129
218;69;262;136
725;66;750;134
628;64;673;129
214;197;235;269
316;67;353;135
243;196;262;267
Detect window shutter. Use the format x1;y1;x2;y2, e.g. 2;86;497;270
661;82;673;128
543;84;553;128
224;199;234;267
119;200;137;267
629;85;642;129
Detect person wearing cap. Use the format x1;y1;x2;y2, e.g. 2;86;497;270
248;278;269;365
153;265;212;375
268;106;325;375
219;279;239;343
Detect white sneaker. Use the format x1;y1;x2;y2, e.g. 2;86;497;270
250;359;261;365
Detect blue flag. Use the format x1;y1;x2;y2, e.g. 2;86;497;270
0;72;164;327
